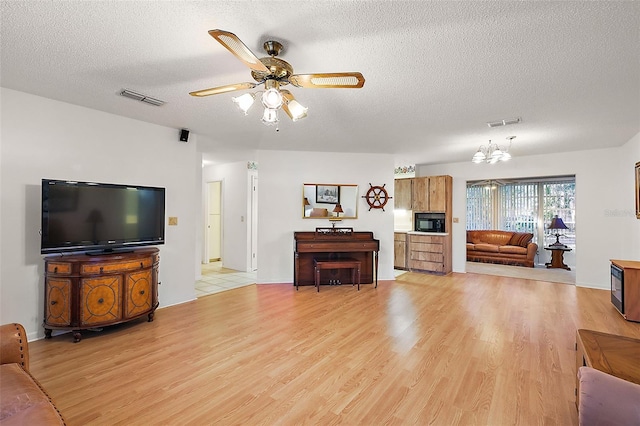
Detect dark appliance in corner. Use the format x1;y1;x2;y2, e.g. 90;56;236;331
414;212;446;233
611;263;624;314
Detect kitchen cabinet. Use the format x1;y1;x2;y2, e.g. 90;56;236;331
394;179;412;210
412;175;451;212
394;232;407;269
408;233;451;274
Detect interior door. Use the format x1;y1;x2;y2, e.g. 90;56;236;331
207;181;221;262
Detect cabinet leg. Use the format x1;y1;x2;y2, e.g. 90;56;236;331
148;311;155;322
44;328;52;339
73;331;82;343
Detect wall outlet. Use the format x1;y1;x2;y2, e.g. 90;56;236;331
168;217;178;226
453;217;459;223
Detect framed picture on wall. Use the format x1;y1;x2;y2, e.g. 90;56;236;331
636;161;640;219
316;185;340;204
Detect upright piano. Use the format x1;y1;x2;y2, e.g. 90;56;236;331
294;228;379;288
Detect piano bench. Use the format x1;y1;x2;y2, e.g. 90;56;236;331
313;258;361;292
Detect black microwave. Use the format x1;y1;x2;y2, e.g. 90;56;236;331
415;212;445;233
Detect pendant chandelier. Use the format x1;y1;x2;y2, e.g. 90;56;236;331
472;136;515;164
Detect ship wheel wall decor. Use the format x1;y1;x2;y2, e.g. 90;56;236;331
362;183;392;211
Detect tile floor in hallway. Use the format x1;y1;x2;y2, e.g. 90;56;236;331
195;261;257;297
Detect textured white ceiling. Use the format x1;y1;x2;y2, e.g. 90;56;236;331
2;1;639;166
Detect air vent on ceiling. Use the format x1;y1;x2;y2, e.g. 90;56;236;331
119;89;165;106
487;117;521;128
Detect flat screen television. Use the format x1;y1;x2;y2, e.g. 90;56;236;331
41;179;165;254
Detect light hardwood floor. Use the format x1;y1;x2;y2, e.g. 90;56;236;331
29;272;640;425
465;261;576;285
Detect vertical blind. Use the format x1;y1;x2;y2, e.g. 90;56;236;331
499;183;538;235
466;186;494;229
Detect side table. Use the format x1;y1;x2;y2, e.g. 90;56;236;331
544;246;571;270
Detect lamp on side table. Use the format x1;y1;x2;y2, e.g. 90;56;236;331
548;215;569;247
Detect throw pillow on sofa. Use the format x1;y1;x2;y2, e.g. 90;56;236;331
509;232;533;247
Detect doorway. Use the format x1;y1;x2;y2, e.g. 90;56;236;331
195;176;258;298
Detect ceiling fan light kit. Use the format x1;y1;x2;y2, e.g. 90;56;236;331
232;92;256;115
283;99;308;121
190;29;365;127
261;84;283;109
261;108;279;125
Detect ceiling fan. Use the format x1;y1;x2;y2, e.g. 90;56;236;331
189;30;365;124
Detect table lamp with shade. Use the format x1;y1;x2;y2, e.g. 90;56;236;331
548;215;569;247
328;204;344;227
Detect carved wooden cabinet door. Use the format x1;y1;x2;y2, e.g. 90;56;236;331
124;269;153;318
45;278;71;326
80;276;122;326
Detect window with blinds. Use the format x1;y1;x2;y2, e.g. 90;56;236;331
466;177;575;248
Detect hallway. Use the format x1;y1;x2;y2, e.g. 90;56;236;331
195;261;257;297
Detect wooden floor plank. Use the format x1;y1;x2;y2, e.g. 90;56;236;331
27;272;640;425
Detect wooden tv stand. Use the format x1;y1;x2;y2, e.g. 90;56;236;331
43;248;159;342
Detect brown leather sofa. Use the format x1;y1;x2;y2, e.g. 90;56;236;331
466;230;538;267
0;323;66;425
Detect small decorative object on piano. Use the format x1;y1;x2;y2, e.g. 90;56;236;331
315;227;353;236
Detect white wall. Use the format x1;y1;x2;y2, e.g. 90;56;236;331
256;150;395;284
0;88;199;339
418;133;640;289
201;161;253;272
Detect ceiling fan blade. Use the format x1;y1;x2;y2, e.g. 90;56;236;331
289;72;365;89
208;29;269;73
189;82;257;97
